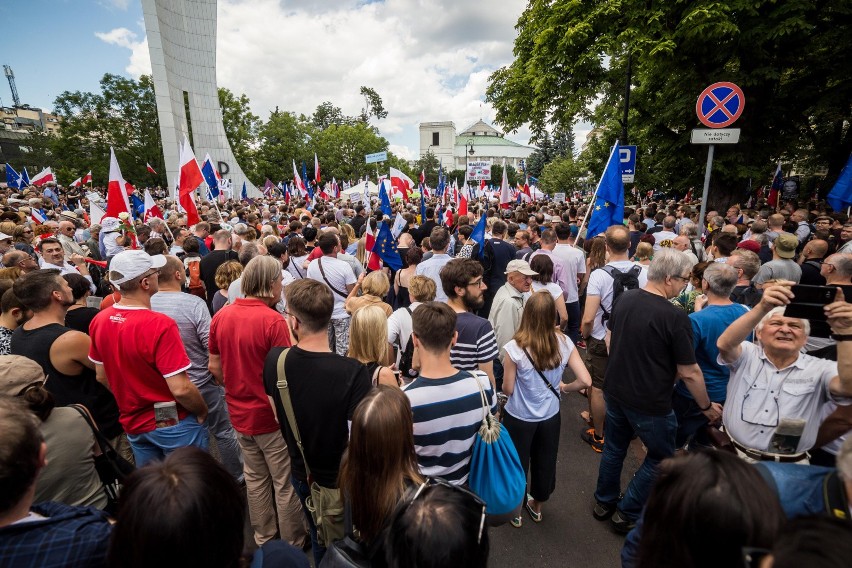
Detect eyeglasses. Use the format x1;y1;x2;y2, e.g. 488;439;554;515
467;278;484;288
282;307;301;323
23;230;33;234
403;478;486;544
671;274;691;282
141;268;161;279
820;261;835;268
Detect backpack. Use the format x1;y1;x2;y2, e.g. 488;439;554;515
186;260;206;300
397;308;418;380
598;264;642;323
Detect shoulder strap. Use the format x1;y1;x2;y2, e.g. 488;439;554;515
69;403;115;454
292;260;304;279
275;348;312;480
371;365;383;386
317;257;348;298
521;347;561;400
824;470;851;523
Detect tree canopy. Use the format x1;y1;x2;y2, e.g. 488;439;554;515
487;0;852;208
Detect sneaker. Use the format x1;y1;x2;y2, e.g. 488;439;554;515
592;501;616;521
611;510;637;534
581;428;604;452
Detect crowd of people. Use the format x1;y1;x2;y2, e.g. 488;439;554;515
0;183;851;567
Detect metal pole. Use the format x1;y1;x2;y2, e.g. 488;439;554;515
698;144;715;238
621;53;632;145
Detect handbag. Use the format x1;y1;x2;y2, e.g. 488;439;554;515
522;347;561;400
319;502;372;568
276;349;345;546
466;373;526;516
69;404;135;512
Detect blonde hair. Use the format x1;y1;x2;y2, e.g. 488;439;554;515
362;271;390;298
262;235;279;249
214;260;243;290
408;275;436;302
348;305;390;365
635;242;653;261
355;236;367;264
513;291;564;370
240;256;280;299
339;223;355;244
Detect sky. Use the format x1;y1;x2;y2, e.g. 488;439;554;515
0;0;591;162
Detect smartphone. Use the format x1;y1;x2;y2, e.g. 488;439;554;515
784;284;836;321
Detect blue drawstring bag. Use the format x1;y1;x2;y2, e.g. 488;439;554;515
467;373;526;516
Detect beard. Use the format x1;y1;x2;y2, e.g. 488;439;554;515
462;289;484;311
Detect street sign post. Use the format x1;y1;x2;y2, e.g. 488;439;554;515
365;151;388;164
619;145;637;183
693;82;744;235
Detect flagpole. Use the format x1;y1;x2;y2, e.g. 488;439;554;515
574;140;620;248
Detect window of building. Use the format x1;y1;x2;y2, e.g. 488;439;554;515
432;132;439;146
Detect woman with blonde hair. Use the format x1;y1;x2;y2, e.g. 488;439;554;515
345;271;392;317
338;386;423;549
634;242;653;266
501;291;592;527
580;236;607;294
339;223;357;255
348;305;398;387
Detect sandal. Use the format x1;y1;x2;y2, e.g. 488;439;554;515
511;516;522;528
525;496;542;523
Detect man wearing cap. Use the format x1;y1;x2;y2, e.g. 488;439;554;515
89;250;208;466
488;259;537;386
753;233;802;288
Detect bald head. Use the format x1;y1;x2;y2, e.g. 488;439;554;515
803;239;828;260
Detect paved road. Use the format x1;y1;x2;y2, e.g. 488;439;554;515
489;391;643;568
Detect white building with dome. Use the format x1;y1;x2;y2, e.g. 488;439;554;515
419;120;536;178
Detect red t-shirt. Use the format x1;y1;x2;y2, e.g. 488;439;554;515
209;298;292;435
89;305;192;435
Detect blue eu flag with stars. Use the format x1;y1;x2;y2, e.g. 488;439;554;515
379;179;393;217
373;221;403;271
586;141;624;239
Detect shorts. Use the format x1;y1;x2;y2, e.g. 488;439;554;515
583;336;608;390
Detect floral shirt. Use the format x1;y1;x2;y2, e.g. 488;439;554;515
0;326;13;355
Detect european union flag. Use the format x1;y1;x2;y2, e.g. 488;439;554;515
437;164;445;197
827;153;852;213
373;221;403;271
470;211;487;259
129;193;145;219
21;167;30;187
302;161;312;199
420;184;426;224
5;164;22;189
379;179;393;217
586;141;624;239
202;160;220;197
241;181;248;200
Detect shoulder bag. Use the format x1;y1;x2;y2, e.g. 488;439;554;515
318;501;372;568
318;257;349;298
466;373;526;517
521;347;561;400
276;348;345;546
69;404;135;514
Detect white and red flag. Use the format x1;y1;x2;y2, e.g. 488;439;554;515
389;167;413;202
30;167;54;187
293;160;307;197
106;148;132;218
499;161;512;209
146;162;158;175
69;177;82;188
363;221;382;271
81;171;92;185
458;183;468;217
314;153;321;184
143;189;163;220
178;135;203;227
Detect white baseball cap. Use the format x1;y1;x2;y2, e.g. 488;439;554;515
108;251;166;288
505;259;538;276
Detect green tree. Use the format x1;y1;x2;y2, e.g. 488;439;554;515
313;122;390;183
490;163;521;189
539;154;586;194
218;87;260;181
49;73;163;186
311;101;356;130
413;151;441;188
359;86;388;125
255;108;313;184
487;0;852;209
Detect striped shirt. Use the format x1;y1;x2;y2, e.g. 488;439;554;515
449;312;499;370
404;370;496;484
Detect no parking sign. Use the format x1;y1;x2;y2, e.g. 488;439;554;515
695;82;745;128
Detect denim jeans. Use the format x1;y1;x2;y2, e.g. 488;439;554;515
127;414;209;466
565;301;581;345
594;396;676;521
291;475;326;566
199;382;244;482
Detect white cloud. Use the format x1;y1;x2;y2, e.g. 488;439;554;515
99;0;541;157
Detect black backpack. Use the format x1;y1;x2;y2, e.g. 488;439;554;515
599;265;642;323
397;307;418;380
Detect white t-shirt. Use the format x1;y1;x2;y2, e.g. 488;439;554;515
552;243;586;303
307;255;356;320
388;302;422;365
531;281;563;301
653;230;678;250
585;260;648;339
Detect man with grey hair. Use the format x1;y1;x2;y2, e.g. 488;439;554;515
672;235;699;267
147;217;168;241
673;263;748;449
593;249;720;533
717;282;852;464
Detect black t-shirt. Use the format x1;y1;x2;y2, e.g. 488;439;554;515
64;307;99;335
263;346;371;486
199;249;239;304
604;289;696;415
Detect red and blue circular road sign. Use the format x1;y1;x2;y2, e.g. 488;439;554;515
695;82;745;128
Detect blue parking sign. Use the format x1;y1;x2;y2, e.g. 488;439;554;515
620;145;637;182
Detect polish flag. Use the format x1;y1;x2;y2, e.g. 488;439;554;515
69;177;82;188
389;167;413;202
81;171;93;185
522;182;532;202
178;136;203;227
459;183;468;217
293;160;307;197
364;221;381;271
419;170;425;184
106;148;132;218
31;208;46;225
30;167;55;187
143;189;163;220
146;162;158;175
314;153;321;184
499;161;512;209
479;179;487;198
